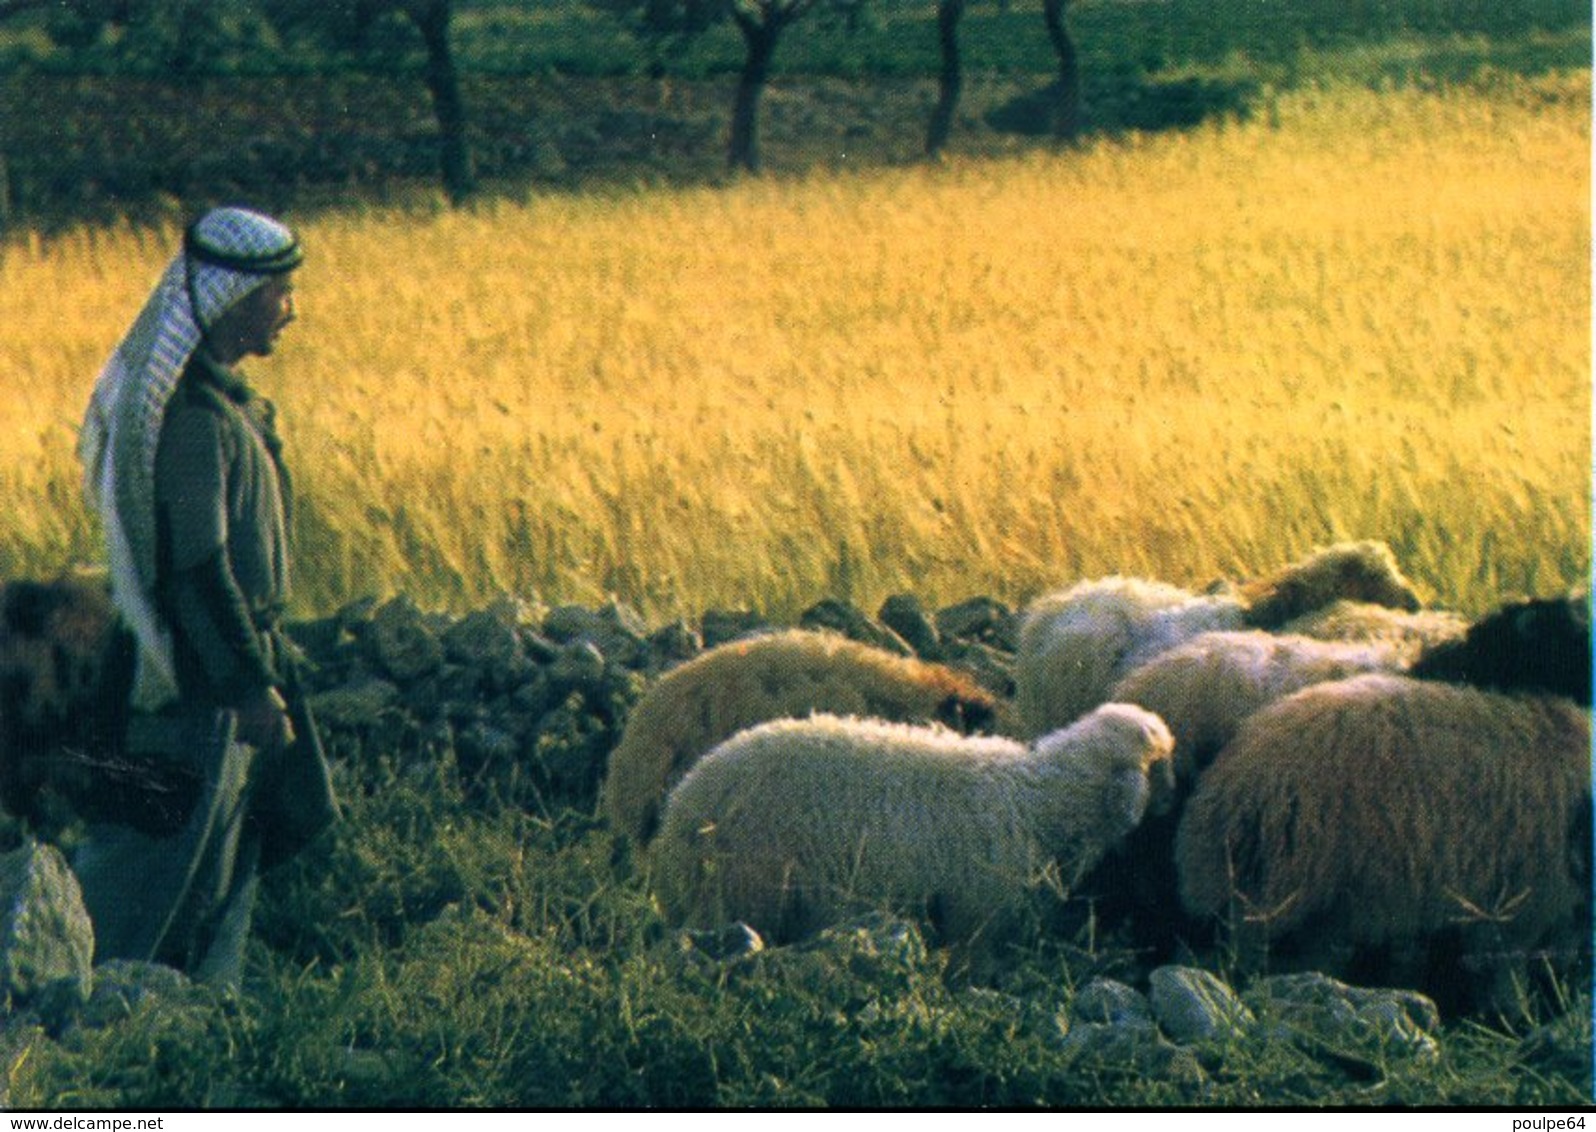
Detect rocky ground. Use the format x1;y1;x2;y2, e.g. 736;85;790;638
286;589;1023;818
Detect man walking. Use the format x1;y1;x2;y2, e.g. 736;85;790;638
76;206;337;987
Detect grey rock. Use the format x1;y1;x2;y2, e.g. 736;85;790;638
283;614;346;659
442;606;525;672
543;602;648;668
1058;1016;1205;1083
878;594;942;659
1149;965;1254;1044
0;841;93;1011
647;620;703;669
74;959;202;1030
678;922;766;963
1244;972;1441;1062
804;912;930;973
1070;977;1153;1027
334;595;380;630
548;641;608;695
367;595;444;681
519;629;562;666
307;677;400;730
936;597;1018;651
700;609;775;649
542;604;604;644
799;599;913;656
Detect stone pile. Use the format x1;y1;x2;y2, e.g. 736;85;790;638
285;591;1022;814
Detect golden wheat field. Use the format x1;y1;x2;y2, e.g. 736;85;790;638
2;75;1589;623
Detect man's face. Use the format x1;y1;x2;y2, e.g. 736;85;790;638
212;275;296;362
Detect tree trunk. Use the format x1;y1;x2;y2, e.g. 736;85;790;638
926;0;964;159
728;10;783;174
407;0;475;202
1041;0;1081;141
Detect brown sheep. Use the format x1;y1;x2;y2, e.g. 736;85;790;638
599;629;1004;845
1175;673;1591;1015
1079;631;1405;957
0;569;136;824
1237;540;1423;629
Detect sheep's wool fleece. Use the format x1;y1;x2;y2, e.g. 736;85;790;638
1016;577;1245;737
1108;630;1403;781
1281;600;1469;662
653;705;1173;945
78;208;301;709
1176;673;1592;948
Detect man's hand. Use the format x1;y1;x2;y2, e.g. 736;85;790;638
236;685;295;751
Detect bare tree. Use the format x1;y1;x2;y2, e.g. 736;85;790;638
1041;0;1080;139
591;0;859;175
262;0;475;201
402;0;475;200
726;0;819;172
925;0;963;158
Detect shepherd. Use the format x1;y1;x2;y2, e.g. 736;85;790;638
74;206;338;988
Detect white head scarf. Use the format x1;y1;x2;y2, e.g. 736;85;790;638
79;206;302;710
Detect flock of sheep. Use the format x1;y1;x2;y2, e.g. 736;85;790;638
0;540;1589;1018
601;542;1592;1016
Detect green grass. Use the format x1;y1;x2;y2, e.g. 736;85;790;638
6;744;1589;1109
8;671;1594;1109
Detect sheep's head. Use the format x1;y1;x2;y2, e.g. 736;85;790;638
1411;592;1592;705
1243;541;1423;628
1033;702;1176;845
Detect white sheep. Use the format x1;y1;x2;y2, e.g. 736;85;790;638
1015;577;1245;739
651;704;1175;952
1175;672;1591;1015
1014;541;1427;738
1108;629;1407;783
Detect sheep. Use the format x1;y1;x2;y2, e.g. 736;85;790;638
0;569;135;824
1078;631;1407;956
1175;672;1591;1015
1234;539;1422;629
1015;577;1246;740
1409;592;1591;706
1014;541;1424;738
1109;630;1408;784
651;704;1175;954
1280;599;1469;663
599;629;1004;846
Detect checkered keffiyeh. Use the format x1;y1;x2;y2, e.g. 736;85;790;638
78;207;302;709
